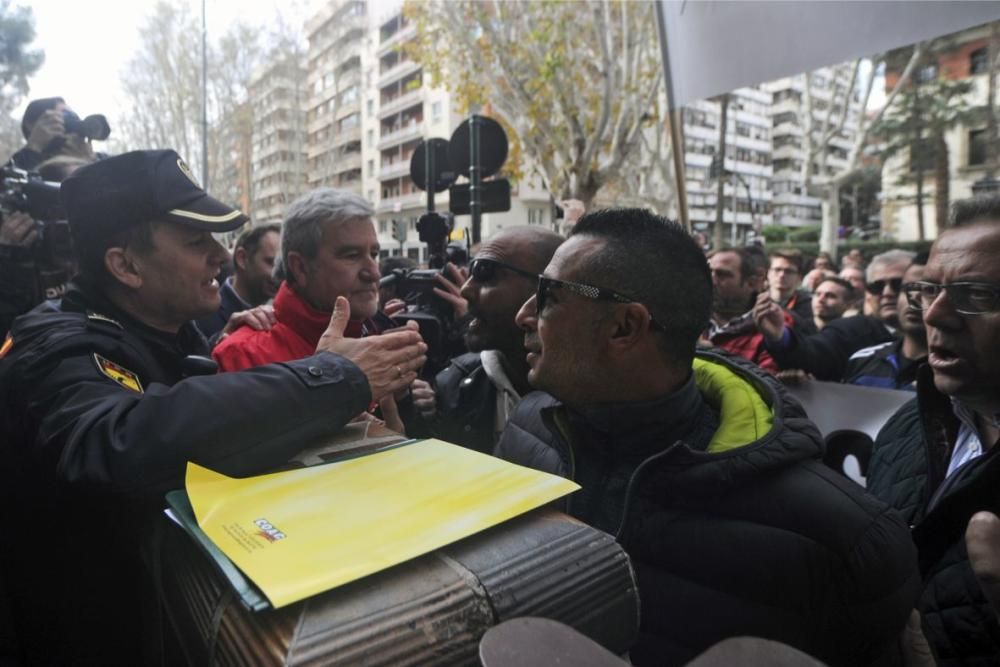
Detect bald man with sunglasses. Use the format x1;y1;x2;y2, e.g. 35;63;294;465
428;226;563;453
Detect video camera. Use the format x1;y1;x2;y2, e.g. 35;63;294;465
0;162;73;265
380;211;469;376
62;111;110;141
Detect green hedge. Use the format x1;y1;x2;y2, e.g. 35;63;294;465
759;240;934;265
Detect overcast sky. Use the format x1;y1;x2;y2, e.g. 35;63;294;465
17;0;321;120
18;0;885;135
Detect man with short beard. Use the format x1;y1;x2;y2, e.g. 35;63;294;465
195;223;281;339
705;247;783;373
430;227;563;453
868;196;1000;663
843;256;928;390
811;276;854;331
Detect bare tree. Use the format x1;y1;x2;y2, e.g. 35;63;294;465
407;0;671;210
793;46;924;256
116;0;266;206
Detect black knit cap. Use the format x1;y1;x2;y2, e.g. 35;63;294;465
60;149;247;253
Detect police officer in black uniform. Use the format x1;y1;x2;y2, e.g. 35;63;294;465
0;149;426;665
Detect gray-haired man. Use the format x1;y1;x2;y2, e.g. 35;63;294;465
213;187;412;371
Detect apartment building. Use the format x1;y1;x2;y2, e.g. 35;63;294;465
881;21;999;241
249;0;600;259
763;66;862;230
249;55;309;224
684;87;775;245
305;0;369;194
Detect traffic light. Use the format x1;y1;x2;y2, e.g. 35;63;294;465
390;220;408;244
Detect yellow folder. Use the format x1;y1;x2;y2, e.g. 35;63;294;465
186;439;579;609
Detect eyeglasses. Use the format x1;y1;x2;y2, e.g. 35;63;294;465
903;281;1000;315
535;275;663;330
468;257;537;283
865;277;903;295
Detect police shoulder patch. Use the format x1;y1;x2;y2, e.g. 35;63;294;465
87;312;123;329
93;353;144;393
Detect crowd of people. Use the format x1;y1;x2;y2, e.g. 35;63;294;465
1;96;1000;666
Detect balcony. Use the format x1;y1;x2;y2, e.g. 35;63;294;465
379;160;411;180
377;23;417;57
377;59;422;90
376;190;424;213
307;12;365;58
336;100;362;121
378;88;423;119
377;122;423;149
772;144;801;160
335;153;362;173
332;126;362;147
307;114;334;135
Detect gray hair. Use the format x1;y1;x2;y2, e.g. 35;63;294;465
866;249;916;283
275;188;375;282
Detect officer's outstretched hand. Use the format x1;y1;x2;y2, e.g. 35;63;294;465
316;296;427;401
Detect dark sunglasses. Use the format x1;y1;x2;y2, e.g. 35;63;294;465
865;277;903;295
904;281;1000;315
536;275;663;330
469;257;537;283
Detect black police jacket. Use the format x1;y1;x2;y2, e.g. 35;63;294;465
495;351;920;666
868;365;1000;665
0;280;371;665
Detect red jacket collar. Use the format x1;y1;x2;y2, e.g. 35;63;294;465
273;282;365;347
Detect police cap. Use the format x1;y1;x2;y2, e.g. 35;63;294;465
61;149;247;254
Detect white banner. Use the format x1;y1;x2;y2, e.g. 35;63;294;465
658;0;1000;108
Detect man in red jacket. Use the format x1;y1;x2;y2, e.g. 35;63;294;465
705;247;787;373
214;188;409;372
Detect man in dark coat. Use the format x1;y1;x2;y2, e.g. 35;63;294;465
495;208;920;666
0;150;426;665
431;226;563;452
867;195;1000;665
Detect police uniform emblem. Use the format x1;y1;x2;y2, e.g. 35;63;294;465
176;158;201;188
93;353;144;393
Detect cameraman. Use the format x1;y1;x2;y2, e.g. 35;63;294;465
0;154;91;336
11;97;107;170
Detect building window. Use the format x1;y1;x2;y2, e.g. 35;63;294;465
914;63;938;84
368;159;375;176
367;99;374;117
369;189;375;202
969;128;988;166
909;138;935;173
379;219;388;233
367;129;374;147
970;48;989;75
431;101;442;123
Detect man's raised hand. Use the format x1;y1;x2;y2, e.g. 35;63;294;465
752;291;787;344
316;296;427;401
